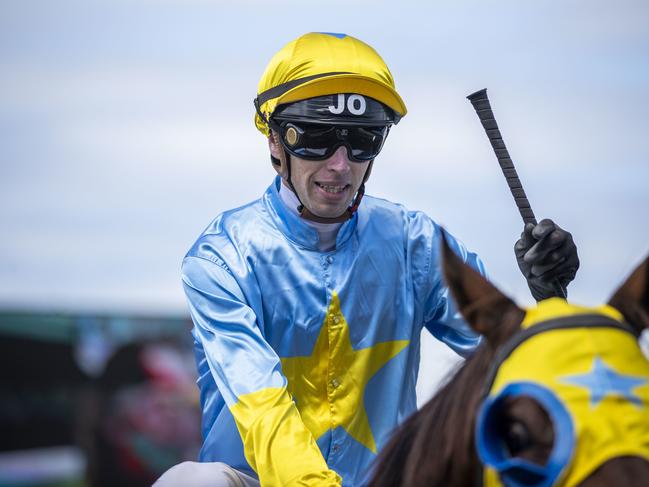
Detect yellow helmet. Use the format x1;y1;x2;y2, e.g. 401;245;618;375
254;32;407;136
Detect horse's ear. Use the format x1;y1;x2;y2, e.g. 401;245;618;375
608;255;649;334
441;230;524;347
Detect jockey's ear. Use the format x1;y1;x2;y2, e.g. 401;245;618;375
608;255;649;335
441;230;524;348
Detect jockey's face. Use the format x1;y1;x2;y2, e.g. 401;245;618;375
269;133;371;218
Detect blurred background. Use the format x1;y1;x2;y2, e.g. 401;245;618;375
1;0;648;484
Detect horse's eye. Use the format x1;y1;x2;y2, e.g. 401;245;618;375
503;420;532;456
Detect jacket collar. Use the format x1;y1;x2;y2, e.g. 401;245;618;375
263;176;358;251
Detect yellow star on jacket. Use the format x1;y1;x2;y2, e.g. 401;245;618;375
281;292;410;454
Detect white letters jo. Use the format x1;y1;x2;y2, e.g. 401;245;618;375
328;94;367;115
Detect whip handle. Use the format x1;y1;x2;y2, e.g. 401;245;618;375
467;88;537;225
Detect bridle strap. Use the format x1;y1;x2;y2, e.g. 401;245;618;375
481;315;638;400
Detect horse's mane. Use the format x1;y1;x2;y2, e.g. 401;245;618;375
368;342;496;487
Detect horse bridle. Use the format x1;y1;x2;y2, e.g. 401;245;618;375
474;314;639;487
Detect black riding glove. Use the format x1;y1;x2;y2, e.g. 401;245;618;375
514;219;579;302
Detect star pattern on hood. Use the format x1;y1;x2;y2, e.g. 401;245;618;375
561;356;649;408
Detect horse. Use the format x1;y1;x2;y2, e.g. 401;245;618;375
368;236;649;487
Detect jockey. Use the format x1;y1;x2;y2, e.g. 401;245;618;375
155;32;579;486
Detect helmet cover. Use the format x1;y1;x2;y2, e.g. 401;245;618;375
255;32;407;136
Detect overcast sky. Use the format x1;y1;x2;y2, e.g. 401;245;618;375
1;0;648;399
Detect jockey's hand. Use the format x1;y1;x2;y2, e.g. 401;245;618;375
515;219;579;302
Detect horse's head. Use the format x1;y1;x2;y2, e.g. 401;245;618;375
442;235;649;487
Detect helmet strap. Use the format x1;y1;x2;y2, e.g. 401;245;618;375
278;146;372;224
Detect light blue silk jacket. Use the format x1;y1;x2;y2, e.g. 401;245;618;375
182;177;486;486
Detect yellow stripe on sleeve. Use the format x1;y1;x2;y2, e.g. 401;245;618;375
230;387;342;487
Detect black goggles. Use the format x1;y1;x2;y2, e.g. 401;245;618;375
276;122;390;163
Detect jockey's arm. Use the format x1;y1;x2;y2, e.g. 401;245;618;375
182;256;342;486
409;215;486;358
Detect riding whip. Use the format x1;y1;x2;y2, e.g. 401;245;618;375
466;88;566;299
